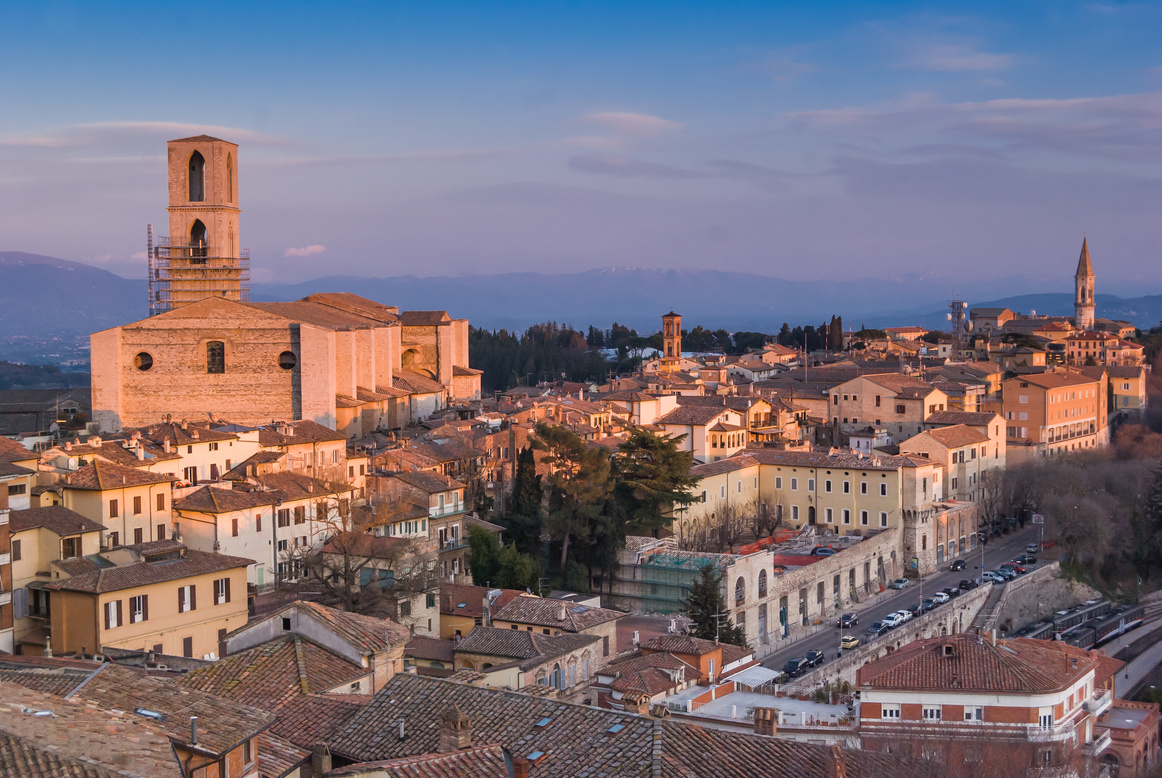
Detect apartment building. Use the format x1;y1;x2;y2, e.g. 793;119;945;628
900;424;1003;502
859;634;1126;777
654;404;748;463
1000;369;1108;462
829;374;949;439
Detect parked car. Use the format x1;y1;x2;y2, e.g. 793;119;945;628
782;657;809;677
890;578;910;589
977;532;989;545
812;546;837;557
838;613;858;628
982;571;1004;583
908;603;924;617
943;586;960;597
806;650;825;667
950;559;966;571
895;609;913;623
868;620;887;635
1027;543;1040;554
931;592;950;604
881;613;903;628
1010;565;1028;575
959;578;978;590
1015;554;1038;565
841;635;860;650
997;567;1019;579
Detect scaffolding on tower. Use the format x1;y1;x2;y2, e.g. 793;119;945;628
947;299;969;360
146;223;250;316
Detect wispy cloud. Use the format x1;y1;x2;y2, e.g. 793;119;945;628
0;121;284;149
902;43;1014;72
284;245;326;257
576;112;682;138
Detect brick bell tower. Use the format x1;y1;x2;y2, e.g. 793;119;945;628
148;136;249;314
1074;236;1095;332
661;311;682;373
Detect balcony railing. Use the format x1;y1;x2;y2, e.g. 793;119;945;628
1084;688;1113;716
1082;728;1112;756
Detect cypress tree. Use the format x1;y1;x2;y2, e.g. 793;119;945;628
683;564;748;647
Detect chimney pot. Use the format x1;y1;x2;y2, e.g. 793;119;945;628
512;757;530;778
190;716;198;746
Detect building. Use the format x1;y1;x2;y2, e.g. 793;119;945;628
9;505;105;654
858;633;1122;776
438;583;526;640
828;374;950;439
1075;236;1096;331
1000;369;1108;461
489;595;623;661
654;404;748;463
450;626;602;701
1095;699;1161;777
45;540;250;659
1108;365;1149;413
592;634;754;710
899;424;1003;502
0;387;90;437
969;308;1016;335
661;311;682;372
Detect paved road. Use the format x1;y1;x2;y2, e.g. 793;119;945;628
760;525;1042;674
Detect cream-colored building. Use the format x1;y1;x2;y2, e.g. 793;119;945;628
9;506;105;654
1108;365;1149;413
47;540;250;659
655;405;747;464
899;424;1003;503
828;374;949;439
1000;369;1108;461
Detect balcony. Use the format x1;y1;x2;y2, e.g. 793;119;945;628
1084;688;1113;717
0;591;10;607
1082;728;1112;757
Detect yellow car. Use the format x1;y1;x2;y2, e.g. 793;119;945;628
840;635;859;650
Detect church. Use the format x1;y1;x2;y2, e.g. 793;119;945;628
91;136;481;435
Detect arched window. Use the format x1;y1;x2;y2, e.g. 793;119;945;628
535;670;547;686
190;220;207;260
189;151;205;202
551;663;562;689
226;154;234;202
458;660;475;671
207;341;225;374
735;576;745;605
582;652;591;680
757;569;767;598
567;659;576;687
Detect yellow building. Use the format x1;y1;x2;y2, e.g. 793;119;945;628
1108;365;1149;412
46;540;250;659
9;505;105;654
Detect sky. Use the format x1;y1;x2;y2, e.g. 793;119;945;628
1;0;1160;294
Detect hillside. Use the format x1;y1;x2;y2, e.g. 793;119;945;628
0;252;146;336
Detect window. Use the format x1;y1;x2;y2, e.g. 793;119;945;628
895;404;905;414
790;477;798;490
861;510;869;526
134;352;153;371
735;577;746;605
188;150;205;201
130;594;148;624
965;706;983;721
216;578;231;608
206;341;225;374
104;600;122;630
758;569;768;597
8;483;25;496
720;485;726;499
157;524;166;540
791;505;799;520
133;527;143;544
842;509;850;525
880;482;887;496
11;538;21;561
880;512;888;527
294;506;306;524
108;531;119;548
109;499;119;518
242;738;252;767
255;513;262;532
1039;709;1053;730
875;395;881;407
882;704;901;719
178;584;196;613
860;481;867;495
183;636;194;658
808;479;815;491
825;480;832;493
157;493;165;511
922;706;941;721
825;508;833;523
232;518;239;537
775;476;783;489
843;481;850;494
277;509;290;527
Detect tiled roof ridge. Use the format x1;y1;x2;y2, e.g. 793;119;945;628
293;635;311;694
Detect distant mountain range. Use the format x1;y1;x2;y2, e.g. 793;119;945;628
1;254;1159;364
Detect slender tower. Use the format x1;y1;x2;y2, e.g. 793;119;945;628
661;311;682;372
1074;237;1095;331
148;136;249;314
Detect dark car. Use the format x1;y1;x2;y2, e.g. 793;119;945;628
943;586;960;597
805;650;825;667
1015;554;1038;565
977;532;989;545
959;578;978;590
867;621;886;636
838;613;858;628
782;657;809;677
908;603;924;617
950;559;966;571
921;598;936;611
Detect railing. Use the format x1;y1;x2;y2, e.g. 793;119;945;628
1084;687;1113;716
1082;728;1112;756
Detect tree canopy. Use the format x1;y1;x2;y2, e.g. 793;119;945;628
683;564;747;647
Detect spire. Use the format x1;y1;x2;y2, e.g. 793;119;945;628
1075;237;1093;278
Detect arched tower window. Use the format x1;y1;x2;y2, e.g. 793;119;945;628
226;154;234;202
190;220;207;260
207;341;225;374
189;151;205;202
735;576;746;605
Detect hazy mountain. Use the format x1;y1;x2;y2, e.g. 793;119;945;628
0;252;146;337
860;293;1162;332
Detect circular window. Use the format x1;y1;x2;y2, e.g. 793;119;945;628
278;351;298;370
134;352;153;371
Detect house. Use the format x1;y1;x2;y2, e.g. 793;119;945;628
884;326;929;342
32;458;175;548
450;625;603;701
1108;365;1149;413
370;469;473;584
439;583;526;640
828;374;949;440
320;533;440;636
45;539;250;659
858;634;1126;776
9;505;105;654
1096;699;1161;777
899;424;1003;502
654;404;748;464
0;387;90;436
1000;369;1108;461
489;595;624;662
970;307;1016;334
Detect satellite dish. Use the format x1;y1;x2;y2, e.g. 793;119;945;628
946;313;953;321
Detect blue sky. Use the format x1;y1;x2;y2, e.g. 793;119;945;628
2;0;1160;293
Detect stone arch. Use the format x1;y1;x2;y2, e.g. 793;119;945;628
190;219;208;260
535;669;547;686
735;576;746;605
480;662;493;671
188;151;205;202
458;659;475;671
757;569;767;598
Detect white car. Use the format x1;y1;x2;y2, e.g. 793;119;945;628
982;571;1004;584
931;592;950;604
894;610;913;623
881;613;903;628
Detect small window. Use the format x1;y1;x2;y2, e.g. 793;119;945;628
278;351;297;370
133;496;142;515
207;341;225;374
157;493;165;511
882;704;900;719
923;707;941;721
12;538;21;561
134;352;153;371
188;151;205;202
109;499;119;518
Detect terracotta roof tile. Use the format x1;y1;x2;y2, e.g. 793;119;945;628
329;744;508;777
268;693;368;748
406;635;456;663
10;505;105;536
59;458;174;491
46;547;252;594
491;596;623;632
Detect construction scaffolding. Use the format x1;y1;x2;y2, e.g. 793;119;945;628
147;224;251;316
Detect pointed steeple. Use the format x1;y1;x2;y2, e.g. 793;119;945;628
1075;237;1093;278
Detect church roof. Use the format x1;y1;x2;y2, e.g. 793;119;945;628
170;134;235;144
1076;237;1094;277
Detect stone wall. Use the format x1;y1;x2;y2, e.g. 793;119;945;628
784;582;993;693
986;562;1102;635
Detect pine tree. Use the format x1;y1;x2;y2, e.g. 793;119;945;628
506;447;543;556
532;423;614;574
614;427;698;537
777;322;793;346
683;564;747;647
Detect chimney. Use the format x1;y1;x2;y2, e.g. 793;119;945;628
190;716;198;746
621;691;650;716
991;629;997;647
163;439;171;454
557;604;567;622
311;744;332;777
510;757;530;778
438;705;471;752
483;595;492;627
753;707;778;737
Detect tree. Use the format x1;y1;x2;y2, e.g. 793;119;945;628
683;564;747;647
828;315;844;351
777;322;793;346
506;447;543;556
531;423;614;573
467;524;542;592
614;428;698;537
496;542;542;592
1144;460;1162;572
467;524;502;586
732;331;768;353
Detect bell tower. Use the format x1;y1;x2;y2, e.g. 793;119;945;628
148;136;249;315
1074;237;1095;331
661;311;682;372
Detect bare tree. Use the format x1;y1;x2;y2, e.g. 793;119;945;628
753;493;785;540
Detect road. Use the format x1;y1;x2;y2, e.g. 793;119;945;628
760;524;1041;674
